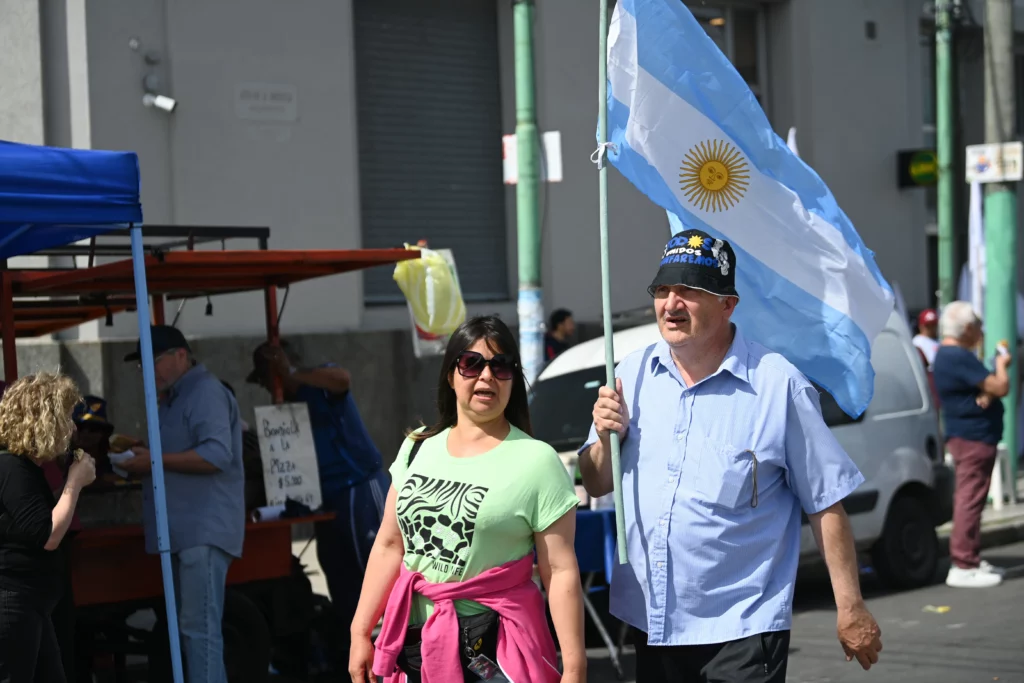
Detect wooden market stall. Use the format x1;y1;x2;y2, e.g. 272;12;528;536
1;219;419;680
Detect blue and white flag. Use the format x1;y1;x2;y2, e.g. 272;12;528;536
605;0;893;417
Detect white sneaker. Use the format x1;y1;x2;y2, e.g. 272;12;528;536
979;560;1006;576
946;565;1003;588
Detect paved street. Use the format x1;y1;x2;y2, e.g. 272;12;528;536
586;542;1024;683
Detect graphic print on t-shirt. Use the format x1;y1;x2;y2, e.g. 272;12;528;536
396;474;488;576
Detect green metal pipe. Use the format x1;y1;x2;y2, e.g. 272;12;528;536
513;0;544;385
984;190;1018;487
983;0;1018;493
935;1;956;309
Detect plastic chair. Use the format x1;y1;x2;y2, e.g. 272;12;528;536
574;508;624;678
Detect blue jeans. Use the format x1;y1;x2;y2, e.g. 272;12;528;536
172;545;232;683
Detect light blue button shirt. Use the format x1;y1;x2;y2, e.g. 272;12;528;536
141;363;246;558
581;326;864;645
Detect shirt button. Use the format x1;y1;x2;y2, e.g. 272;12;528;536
657;562;664;568
659;519;666;526
676;434;684;441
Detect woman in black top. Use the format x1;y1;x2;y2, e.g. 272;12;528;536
0;373;95;683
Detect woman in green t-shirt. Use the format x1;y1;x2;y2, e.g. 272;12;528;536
349;315;586;683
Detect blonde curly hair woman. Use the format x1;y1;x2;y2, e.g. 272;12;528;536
0;372;95;683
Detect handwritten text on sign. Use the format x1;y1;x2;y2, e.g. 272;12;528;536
254;403;322;510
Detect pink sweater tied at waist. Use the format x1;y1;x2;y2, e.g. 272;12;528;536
372;555;561;683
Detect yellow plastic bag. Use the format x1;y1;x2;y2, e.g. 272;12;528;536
393;245;467;336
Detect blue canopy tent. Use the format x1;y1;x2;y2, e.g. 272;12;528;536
0;139;185;683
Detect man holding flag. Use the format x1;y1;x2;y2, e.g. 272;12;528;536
581;0;896;679
580;231;882;680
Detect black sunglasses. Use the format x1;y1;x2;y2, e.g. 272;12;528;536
454;351;518;381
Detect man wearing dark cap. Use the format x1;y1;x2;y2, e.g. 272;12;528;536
119;325;244;683
578;230;882;681
246;340;386;668
72;396;115;479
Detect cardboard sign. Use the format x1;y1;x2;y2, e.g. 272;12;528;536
254;403;322;510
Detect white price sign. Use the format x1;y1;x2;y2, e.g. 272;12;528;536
965;142;1023;183
254;403;322;510
502;131;564;185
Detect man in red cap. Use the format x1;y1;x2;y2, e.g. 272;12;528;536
913;309;940;369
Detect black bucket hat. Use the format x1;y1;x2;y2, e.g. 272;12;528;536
648;229;738;298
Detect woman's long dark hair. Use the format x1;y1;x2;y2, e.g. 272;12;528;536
411;315;532;440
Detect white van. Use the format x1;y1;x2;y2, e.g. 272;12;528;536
530;310;954;589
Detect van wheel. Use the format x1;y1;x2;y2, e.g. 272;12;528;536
871;495;939;590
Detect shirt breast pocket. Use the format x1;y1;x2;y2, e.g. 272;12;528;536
693;440;757;510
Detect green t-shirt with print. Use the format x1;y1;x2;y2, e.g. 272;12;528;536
389;425;578;623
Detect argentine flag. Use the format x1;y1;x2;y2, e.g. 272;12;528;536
605;0;894;417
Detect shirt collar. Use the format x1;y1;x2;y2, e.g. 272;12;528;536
649;325;751;386
165;363;205;403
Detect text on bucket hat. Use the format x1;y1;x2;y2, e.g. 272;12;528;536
648;229;738;298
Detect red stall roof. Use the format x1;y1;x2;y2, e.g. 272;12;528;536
3;248;418;339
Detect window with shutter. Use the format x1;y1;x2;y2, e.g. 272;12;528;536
354;0;509;304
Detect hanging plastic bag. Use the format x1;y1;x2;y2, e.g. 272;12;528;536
393;245;466;336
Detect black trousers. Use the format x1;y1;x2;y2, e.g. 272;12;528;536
634;629;790;683
0;588;67;683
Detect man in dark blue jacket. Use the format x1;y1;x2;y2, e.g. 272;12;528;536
248;341;387;667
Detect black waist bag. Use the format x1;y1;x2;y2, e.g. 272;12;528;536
396;439;500;677
395;610;499;677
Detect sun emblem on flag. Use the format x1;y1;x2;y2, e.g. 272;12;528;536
679;140;750;213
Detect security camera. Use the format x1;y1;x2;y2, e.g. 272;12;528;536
142;93;177;113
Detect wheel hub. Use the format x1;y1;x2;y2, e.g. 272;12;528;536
900;521;929;565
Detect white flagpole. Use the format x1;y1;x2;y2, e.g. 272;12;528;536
597;0;628;564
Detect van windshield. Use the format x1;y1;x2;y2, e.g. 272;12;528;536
529;367;609;452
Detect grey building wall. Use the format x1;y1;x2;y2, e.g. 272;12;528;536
768;0;931;310
42;0;671;338
60;0;366;341
0;0;45;145
23;0;940;331
496;0;673;322
6;0;1018;469
38;0;71;148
